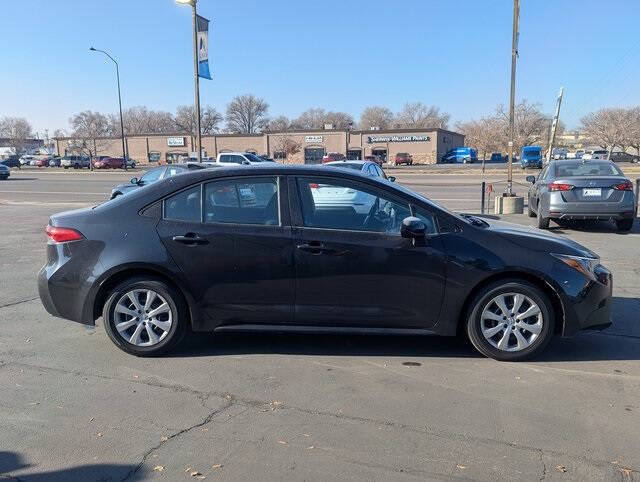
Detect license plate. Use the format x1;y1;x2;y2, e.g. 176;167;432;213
583;188;601;196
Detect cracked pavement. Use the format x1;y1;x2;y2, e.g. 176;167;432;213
1;172;639;480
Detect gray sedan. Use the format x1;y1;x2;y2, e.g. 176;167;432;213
526;160;636;231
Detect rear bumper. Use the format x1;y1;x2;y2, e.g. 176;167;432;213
548;201;636;220
38;242;101;325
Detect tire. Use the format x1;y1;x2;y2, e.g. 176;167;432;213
536;203;550;229
616;218;634;231
73;164;79;169
466;279;555;361
63;166;68;169
527;196;536;217
102;277;187;356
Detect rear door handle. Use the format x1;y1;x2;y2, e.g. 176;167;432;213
172;233;209;246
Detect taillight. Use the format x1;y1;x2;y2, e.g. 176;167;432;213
612;180;633;191
45;225;84;243
548;182;574;191
309;183;320;189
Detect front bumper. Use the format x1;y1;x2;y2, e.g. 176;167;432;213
553;262;613;337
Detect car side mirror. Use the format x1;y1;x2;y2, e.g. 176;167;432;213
130;177;138;184
388;176;396;182
526;175;536;183
401;216;426;239
242;160;251;165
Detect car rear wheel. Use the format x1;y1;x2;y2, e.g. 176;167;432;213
616;218;634;231
536;204;550;229
466;280;554;361
103;278;187;356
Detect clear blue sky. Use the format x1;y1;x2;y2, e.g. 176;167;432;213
3;0;639;135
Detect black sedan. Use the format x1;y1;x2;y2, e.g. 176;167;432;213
110;163;206;199
39;165;612;361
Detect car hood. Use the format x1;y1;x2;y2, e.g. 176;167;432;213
113;182;138;191
483;218;598;258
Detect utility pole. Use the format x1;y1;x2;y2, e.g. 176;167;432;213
545;87;564;163
507;0;519;195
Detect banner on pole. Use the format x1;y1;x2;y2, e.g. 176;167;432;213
196;14;212;80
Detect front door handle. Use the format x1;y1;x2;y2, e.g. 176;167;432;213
172;233;209;246
296;242;348;256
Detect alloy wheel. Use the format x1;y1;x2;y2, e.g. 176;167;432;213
113;289;172;346
480;292;543;352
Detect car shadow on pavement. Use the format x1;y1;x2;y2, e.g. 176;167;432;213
0;451;147;481
172;297;639;362
0;177;38;181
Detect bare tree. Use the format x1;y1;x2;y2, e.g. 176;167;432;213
455;117;501;160
0;116;34;156
495;100;548;154
174;105;222;135
323;111;354;129
394;102;450;129
291;108;327;130
52;128;67;138
267;115;292;131
225;94;269;134
581;107;634;156
111;106;175;135
69;110;112;156
359;106;394;130
272;135;301;160
627;107;640;157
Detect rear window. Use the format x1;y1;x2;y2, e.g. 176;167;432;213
328;163;363;171
555;162;623;177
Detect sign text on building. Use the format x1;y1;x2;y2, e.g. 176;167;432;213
304;135;323;143
167;137;185;147
367;135;430;143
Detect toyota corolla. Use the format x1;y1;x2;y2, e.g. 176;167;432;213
38;165;612;361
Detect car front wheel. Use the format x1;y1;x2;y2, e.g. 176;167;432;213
103;278;187;356
466;280;554;361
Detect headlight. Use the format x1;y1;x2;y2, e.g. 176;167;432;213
551;253;600;280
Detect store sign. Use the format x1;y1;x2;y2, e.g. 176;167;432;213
367;135;430;143
167;137;185;147
304;135;323;143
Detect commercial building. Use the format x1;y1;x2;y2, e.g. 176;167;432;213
54;127;464;165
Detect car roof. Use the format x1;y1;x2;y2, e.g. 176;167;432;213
325;160;367;166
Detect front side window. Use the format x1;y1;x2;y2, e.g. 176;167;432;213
297;177;411;234
164;186;201;222
204;177;279;225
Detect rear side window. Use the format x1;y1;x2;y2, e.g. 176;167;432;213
164;186;201;222
204;177;279;225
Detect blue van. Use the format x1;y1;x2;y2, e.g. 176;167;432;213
441;147;478;164
520;146;542;168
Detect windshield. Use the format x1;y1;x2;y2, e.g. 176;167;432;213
555;162;623;177
244;153;264;162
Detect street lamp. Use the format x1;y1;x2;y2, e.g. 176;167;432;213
176;0;203;162
89;46;127;171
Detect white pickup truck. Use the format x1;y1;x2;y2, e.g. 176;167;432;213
202;152;275;167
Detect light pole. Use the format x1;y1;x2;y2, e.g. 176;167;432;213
506;0;519;195
176;0;202;162
90;47;127;171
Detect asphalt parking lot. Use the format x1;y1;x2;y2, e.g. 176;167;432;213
1;167;639;481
